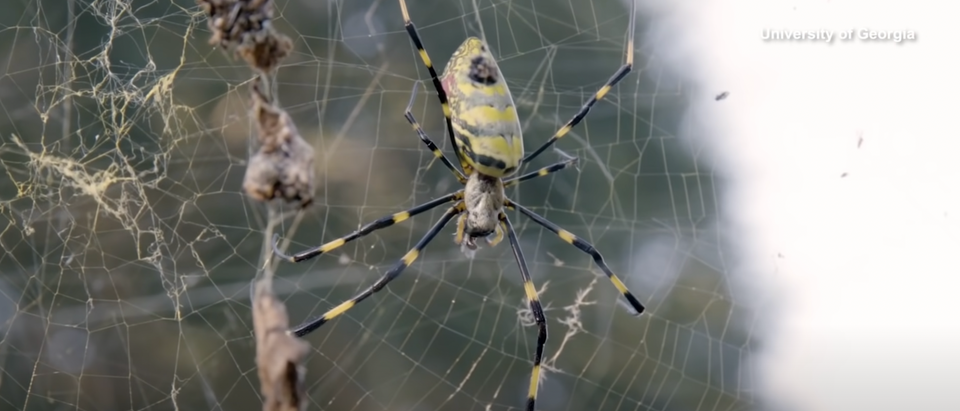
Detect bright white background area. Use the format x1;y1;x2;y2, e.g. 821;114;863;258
644;0;959;410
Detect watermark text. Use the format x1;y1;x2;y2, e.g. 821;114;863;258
761;28;917;44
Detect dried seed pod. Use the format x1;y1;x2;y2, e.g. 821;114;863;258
197;0;291;72
242;78;315;208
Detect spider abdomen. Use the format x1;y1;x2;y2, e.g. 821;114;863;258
442;37;524;178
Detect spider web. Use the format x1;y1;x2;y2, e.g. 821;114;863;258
0;0;760;410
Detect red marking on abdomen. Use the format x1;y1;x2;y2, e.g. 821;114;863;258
441;74;457;98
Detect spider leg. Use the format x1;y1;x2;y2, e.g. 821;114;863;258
291;205;462;337
506;199;645;315
521;0;637;166
503;156;579;188
405;82;467;183
398;0;467;173
273;191;461;263
500;213;547;411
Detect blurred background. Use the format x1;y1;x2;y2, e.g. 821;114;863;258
0;0;956;411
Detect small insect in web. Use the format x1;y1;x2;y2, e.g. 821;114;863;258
272;1;645;410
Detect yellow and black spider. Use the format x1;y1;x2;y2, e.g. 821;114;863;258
272;1;644;409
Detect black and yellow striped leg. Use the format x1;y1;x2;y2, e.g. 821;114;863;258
398;0;467;173
273;192;461;263
291;205;463;337
507;200;646;315
503;156;579;188
500;213;547;411
521;0;638;166
405;82;467;183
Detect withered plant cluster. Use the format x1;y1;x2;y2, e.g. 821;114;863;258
199;0;316;208
196;1;312;410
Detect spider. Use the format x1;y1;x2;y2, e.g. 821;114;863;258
272;1;644;409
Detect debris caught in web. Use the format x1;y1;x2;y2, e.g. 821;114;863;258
243;77;316;208
197;0;315;208
196;0;292;73
252;272;310;411
196;0;314;408
546;252;565;267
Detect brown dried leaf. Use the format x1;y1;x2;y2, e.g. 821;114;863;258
252;275;310;411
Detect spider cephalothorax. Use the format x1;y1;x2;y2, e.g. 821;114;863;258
457;172;505;255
